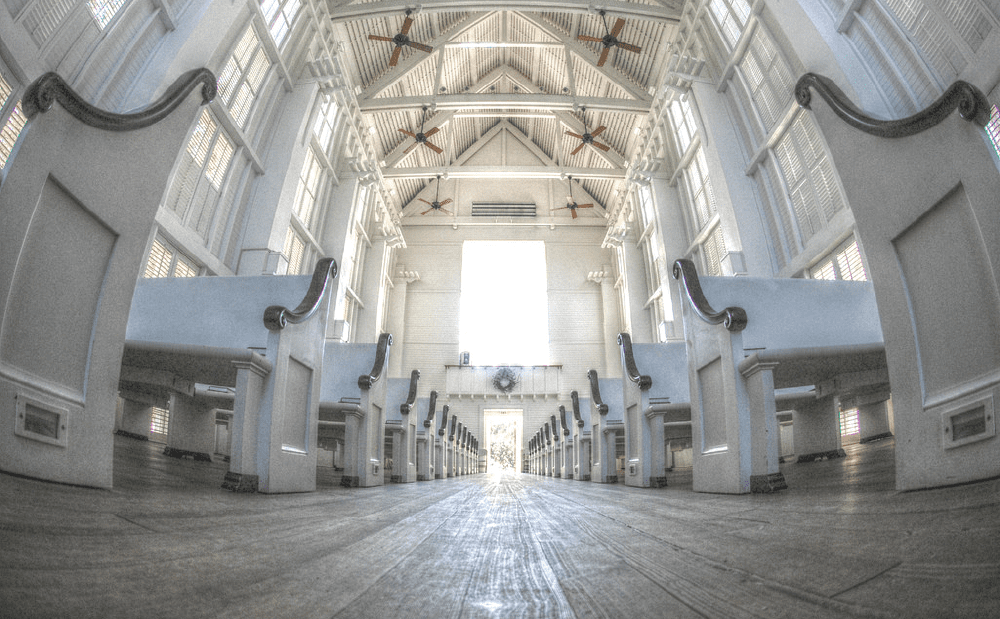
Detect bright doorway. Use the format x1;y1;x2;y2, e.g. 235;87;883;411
484;409;523;473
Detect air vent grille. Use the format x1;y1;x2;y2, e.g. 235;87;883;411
471;202;536;217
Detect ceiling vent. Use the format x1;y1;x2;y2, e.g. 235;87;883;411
471;202;536;217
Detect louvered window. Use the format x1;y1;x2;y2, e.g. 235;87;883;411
86;0;127;29
773;113;846;243
987;104;1000;159
708;0;752;49
637;185;670;340
283;227;307;275
839;407;860;436
150;406;169;436
260;0;302;47
810;237;868;281
668;97;698;157
143;236;199;278
738;27;796;133
216;26;271;128
0;71;27;170
314;95;339;153
702;225;728;277
293;148;323;230
685;146;717;230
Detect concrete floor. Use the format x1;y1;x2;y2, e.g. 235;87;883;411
2;436;999;618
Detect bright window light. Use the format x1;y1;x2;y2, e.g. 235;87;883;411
460;241;548;365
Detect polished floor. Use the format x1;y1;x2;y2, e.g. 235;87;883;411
2;436;999;618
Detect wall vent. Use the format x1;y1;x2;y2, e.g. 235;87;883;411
471;202;536;217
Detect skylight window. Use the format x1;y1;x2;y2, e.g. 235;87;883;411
459;241;548;365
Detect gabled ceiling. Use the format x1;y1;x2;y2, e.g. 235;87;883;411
329;1;683;221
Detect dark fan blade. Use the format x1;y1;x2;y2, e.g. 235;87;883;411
423;126;440;138
610;18;625;37
591;125;607;137
400;15;414;35
418;198;433;205
577;35;604;42
389;46;403;66
571;143;585;155
577;204;594;209
593;141;611;152
564;131;584;139
439;207;453;215
424;141;443;154
398;129;417;137
421;208;434;215
618;42;642;53
439;198;453;206
597;47;610;67
369;35;394;42
571;208;578;219
408;41;433;53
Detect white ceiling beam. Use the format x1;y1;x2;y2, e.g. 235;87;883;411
359;94;650;113
515;11;653;104
381;166;627;180
360;12;495;100
330;1;681;23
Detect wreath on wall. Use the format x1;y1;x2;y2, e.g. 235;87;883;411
492;367;519;393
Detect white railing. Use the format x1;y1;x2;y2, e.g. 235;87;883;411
444;365;561;398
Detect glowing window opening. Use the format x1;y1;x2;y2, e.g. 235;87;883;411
987;104;1000;160
150;406;170;436
459;241;548;366
839;407;860;436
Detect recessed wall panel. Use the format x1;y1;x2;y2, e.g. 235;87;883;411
698;357;727;451
893;184;1000;400
1;178;116;394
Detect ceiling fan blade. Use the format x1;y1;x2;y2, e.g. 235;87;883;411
408;41;433;53
421;208;434;215
577;35;604;43
439;198;453;206
398;129;417;137
423;126;440;138
439;207;453;215
571;142;586;156
593;141;611;152
590;125;607;137
424;141;444;154
618;42;642;53
400;15;414;35
564;131;584;139
389;46;403;66
571;208;578;219
610;18;626;37
368;35;394;42
597;47;611;67
418;198;433;205
577;204;594;209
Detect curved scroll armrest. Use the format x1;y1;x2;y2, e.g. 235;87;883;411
795;72;991;137
671;259;747;332
550;415;561;442
438;404;449;436
588;370;610;416
544;424;552;444
424;390;438;428
571;391;585;428
559;406;571;436
358;332;392;390
400;369;420;416
264;258;339;331
24;68;217;130
618;333;653;391
448;414;457;441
